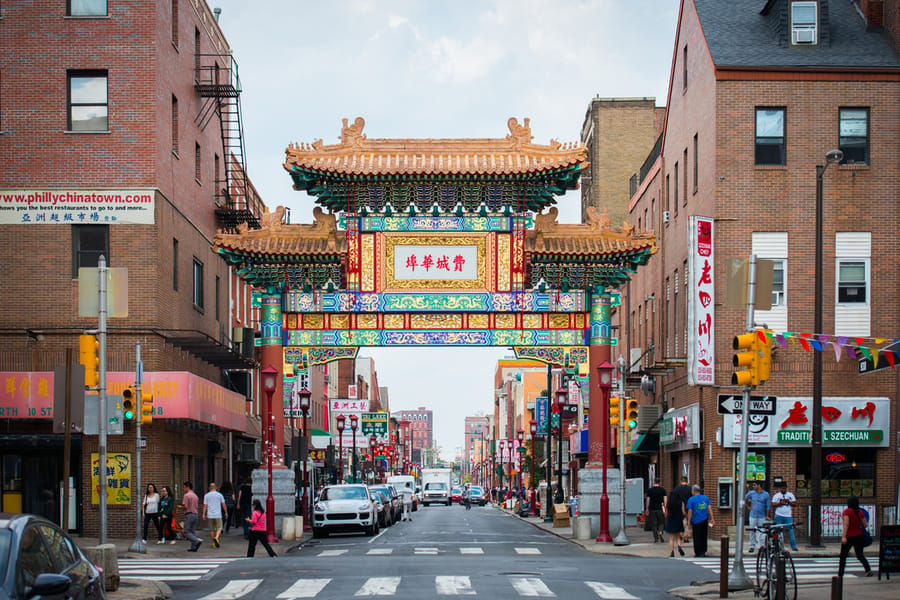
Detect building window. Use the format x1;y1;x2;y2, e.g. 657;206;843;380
192;258;204;308
214;153;221;200
665;175;670;213
791;1;818;45
683;148;688;205
772;259;786;306
682;45;688;91
171;95;179;154
67;70;107;132
673;162;679;213
755;108;785;165
839;108;869;165
837;260;868;304
72;225;109;277
194;28;201;78
195;142;201;181
692;133;699;193
171;0;179;47
68;0;107;16
172;239;179;290
215;276;220;321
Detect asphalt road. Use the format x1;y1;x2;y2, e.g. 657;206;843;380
169;503;709;599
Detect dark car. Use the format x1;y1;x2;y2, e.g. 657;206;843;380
369;485;401;523
467;486;486;506
0;513;106;600
450;487;463;504
371;489;393;528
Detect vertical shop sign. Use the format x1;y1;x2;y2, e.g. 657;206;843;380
91;452;131;505
687;216;715;385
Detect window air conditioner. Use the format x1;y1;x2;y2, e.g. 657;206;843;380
239;441;261;463
662;210;670;223
792;27;816;44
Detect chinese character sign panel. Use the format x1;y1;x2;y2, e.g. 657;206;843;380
91;452;132;505
687;216;715;385
394;245;478;280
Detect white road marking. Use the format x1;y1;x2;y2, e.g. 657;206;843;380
435;575;476;595
415;547;440;555
197;579;262;600
318;549;348;557
355;577;402;596
276;578;332;599
460;547;484;554
366;548;394;555
584;581;639;599
514;547;541;555
509;577;556;597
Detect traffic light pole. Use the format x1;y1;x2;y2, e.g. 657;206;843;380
729;255;757;591
614;356;629;546
128;342;146;554
97;256;109;545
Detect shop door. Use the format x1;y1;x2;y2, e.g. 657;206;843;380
23;455;59;524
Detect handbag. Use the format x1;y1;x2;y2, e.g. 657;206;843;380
858;510;872;547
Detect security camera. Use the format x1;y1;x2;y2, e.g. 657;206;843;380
825;149;844;163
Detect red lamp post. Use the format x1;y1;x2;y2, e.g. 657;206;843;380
529;419;538;516
260;365;279;543
596;361;614;542
336;414;346;483
554;385;568;504
297;387;312;531
369;434;377;483
516;428;525;493
349;414;359;483
506;439;513;496
498;439;506;493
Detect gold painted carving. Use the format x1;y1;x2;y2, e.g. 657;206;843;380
410;314;463;330
550;314;570;329
523;314;542;330
383;314;404;329
497;234;510;292
304;314;324;329
361;234;375;291
469;314;489;329
495;314;515;329
331;315;349;329
357;314;377;329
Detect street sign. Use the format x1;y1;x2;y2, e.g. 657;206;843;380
716;394;776;415
858;341;900;375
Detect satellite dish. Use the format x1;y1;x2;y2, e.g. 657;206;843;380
640;374;656;396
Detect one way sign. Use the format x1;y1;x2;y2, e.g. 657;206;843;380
717;394;777;415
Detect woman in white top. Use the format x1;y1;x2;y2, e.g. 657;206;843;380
142;482;162;543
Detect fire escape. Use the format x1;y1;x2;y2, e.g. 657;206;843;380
195;54;260;232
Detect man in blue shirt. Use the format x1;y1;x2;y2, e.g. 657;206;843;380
744;480;771;553
685;485;715;557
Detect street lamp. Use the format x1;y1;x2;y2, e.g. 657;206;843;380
529;419;538;517
506;439;513;500
596;360;614;542
297;387;312;531
369;434;377;483
260;365;279;543
498;439;506;494
810;148;844;548
554;385;568;505
516;428;525;494
336;414;346;483
350;414;359;483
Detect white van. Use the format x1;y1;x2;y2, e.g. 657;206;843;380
386;475;418;511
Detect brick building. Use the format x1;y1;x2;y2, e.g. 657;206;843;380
393;407;434;466
0;1;334;537
622;0;900;541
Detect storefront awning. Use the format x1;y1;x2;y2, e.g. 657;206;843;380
631;431;660;454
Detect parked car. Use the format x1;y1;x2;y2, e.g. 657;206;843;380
312;484;379;537
0;513;106;600
450;487;463;504
467;486;486;506
369;484;401;523
370;489;392;528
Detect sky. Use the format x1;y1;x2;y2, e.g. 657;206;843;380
212;0;678;459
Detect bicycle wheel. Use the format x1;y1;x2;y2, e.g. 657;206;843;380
781;552;797;600
755;547;769;595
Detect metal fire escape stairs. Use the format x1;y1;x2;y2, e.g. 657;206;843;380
195;54;260;232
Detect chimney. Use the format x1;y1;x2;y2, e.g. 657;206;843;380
855;0;884;29
213;7;222;22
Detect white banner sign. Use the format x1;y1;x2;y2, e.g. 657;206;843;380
0;189;155;224
393;244;478;280
687;216;715;385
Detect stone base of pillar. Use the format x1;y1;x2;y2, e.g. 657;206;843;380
576;466;623;539
252;467;296;536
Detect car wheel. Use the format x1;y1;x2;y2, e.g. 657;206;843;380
312;527;326;539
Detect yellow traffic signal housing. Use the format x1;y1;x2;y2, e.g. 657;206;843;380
756;329;772;384
141;392;154;425
608;396;621;428
732;331;761;387
79;334;100;387
625;399;639;430
122;387;136;421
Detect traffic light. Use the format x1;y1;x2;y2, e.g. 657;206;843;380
122;387;136;421
608;395;621;428
140;391;154;425
732;330;762;387
79;334;100;387
625;399;639;430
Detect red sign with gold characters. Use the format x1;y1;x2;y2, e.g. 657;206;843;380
687;216;715;385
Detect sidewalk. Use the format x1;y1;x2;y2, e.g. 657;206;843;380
507;508;899;600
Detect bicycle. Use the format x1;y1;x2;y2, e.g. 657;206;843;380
747;521;797;600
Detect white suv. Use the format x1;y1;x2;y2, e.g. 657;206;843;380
312;484;378;537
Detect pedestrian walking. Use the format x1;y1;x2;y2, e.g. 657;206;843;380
771;480;798;551
663;487;686;557
180;481;203;551
203;482;227;549
159;485;177;544
685;485;715;557
400;482;413;521
671;476;692;542
838;495;873;577
246;499;277;557
744;480;771;553
237;477;253;539
645;478;667;543
220;481;236;533
141;483;162;544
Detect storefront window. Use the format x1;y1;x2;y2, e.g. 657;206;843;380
2;455;23;513
795;448;875;498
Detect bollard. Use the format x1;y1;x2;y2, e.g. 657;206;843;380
830;576;842;600
719;536;729;598
281;515;295;541
775;552;786;600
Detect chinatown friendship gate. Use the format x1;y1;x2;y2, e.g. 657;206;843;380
213;117;657;533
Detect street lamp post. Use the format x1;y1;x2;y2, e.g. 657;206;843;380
810;148;844;548
596;361;614;542
543;365;553;523
498;439;506;494
336;414;346;483
529;419;538;517
516;428;525;493
554;386;568;505
506;439;513;500
369;434;377;483
297;387;312;532
260;365;279;543
350;414;359;484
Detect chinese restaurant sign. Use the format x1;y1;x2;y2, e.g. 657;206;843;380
687;216;715;385
91;452;132;505
394;244;478;280
723;397;890;448
361;412;389;441
0;189;155;225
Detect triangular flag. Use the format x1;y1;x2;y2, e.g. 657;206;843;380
887;352;897;368
799;338;811;352
856;337;865;346
847;346;857;359
875;338;886;345
810;340;823;352
837;336;849;347
776;334;788;348
832;342;843;362
859;347;873;361
872;351;879;370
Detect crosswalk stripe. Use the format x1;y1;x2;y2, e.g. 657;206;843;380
367;548;393;555
514;547;541;555
276;579;332;599
509;577;555;597
318;549;348;557
415;547;440;555
460;548;484;554
197;579;262;600
435;575;476;595
126;575;203;581
584;581;639;599
355;577;401;596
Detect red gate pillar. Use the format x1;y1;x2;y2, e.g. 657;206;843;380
588;292;614;541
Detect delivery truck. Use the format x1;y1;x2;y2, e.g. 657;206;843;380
420;468;452;506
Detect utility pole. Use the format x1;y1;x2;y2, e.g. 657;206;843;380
98;256;109;544
614;355;629;545
128;342;145;553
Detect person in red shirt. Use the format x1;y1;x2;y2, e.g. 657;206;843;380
246;499;277;557
838;496;873;577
